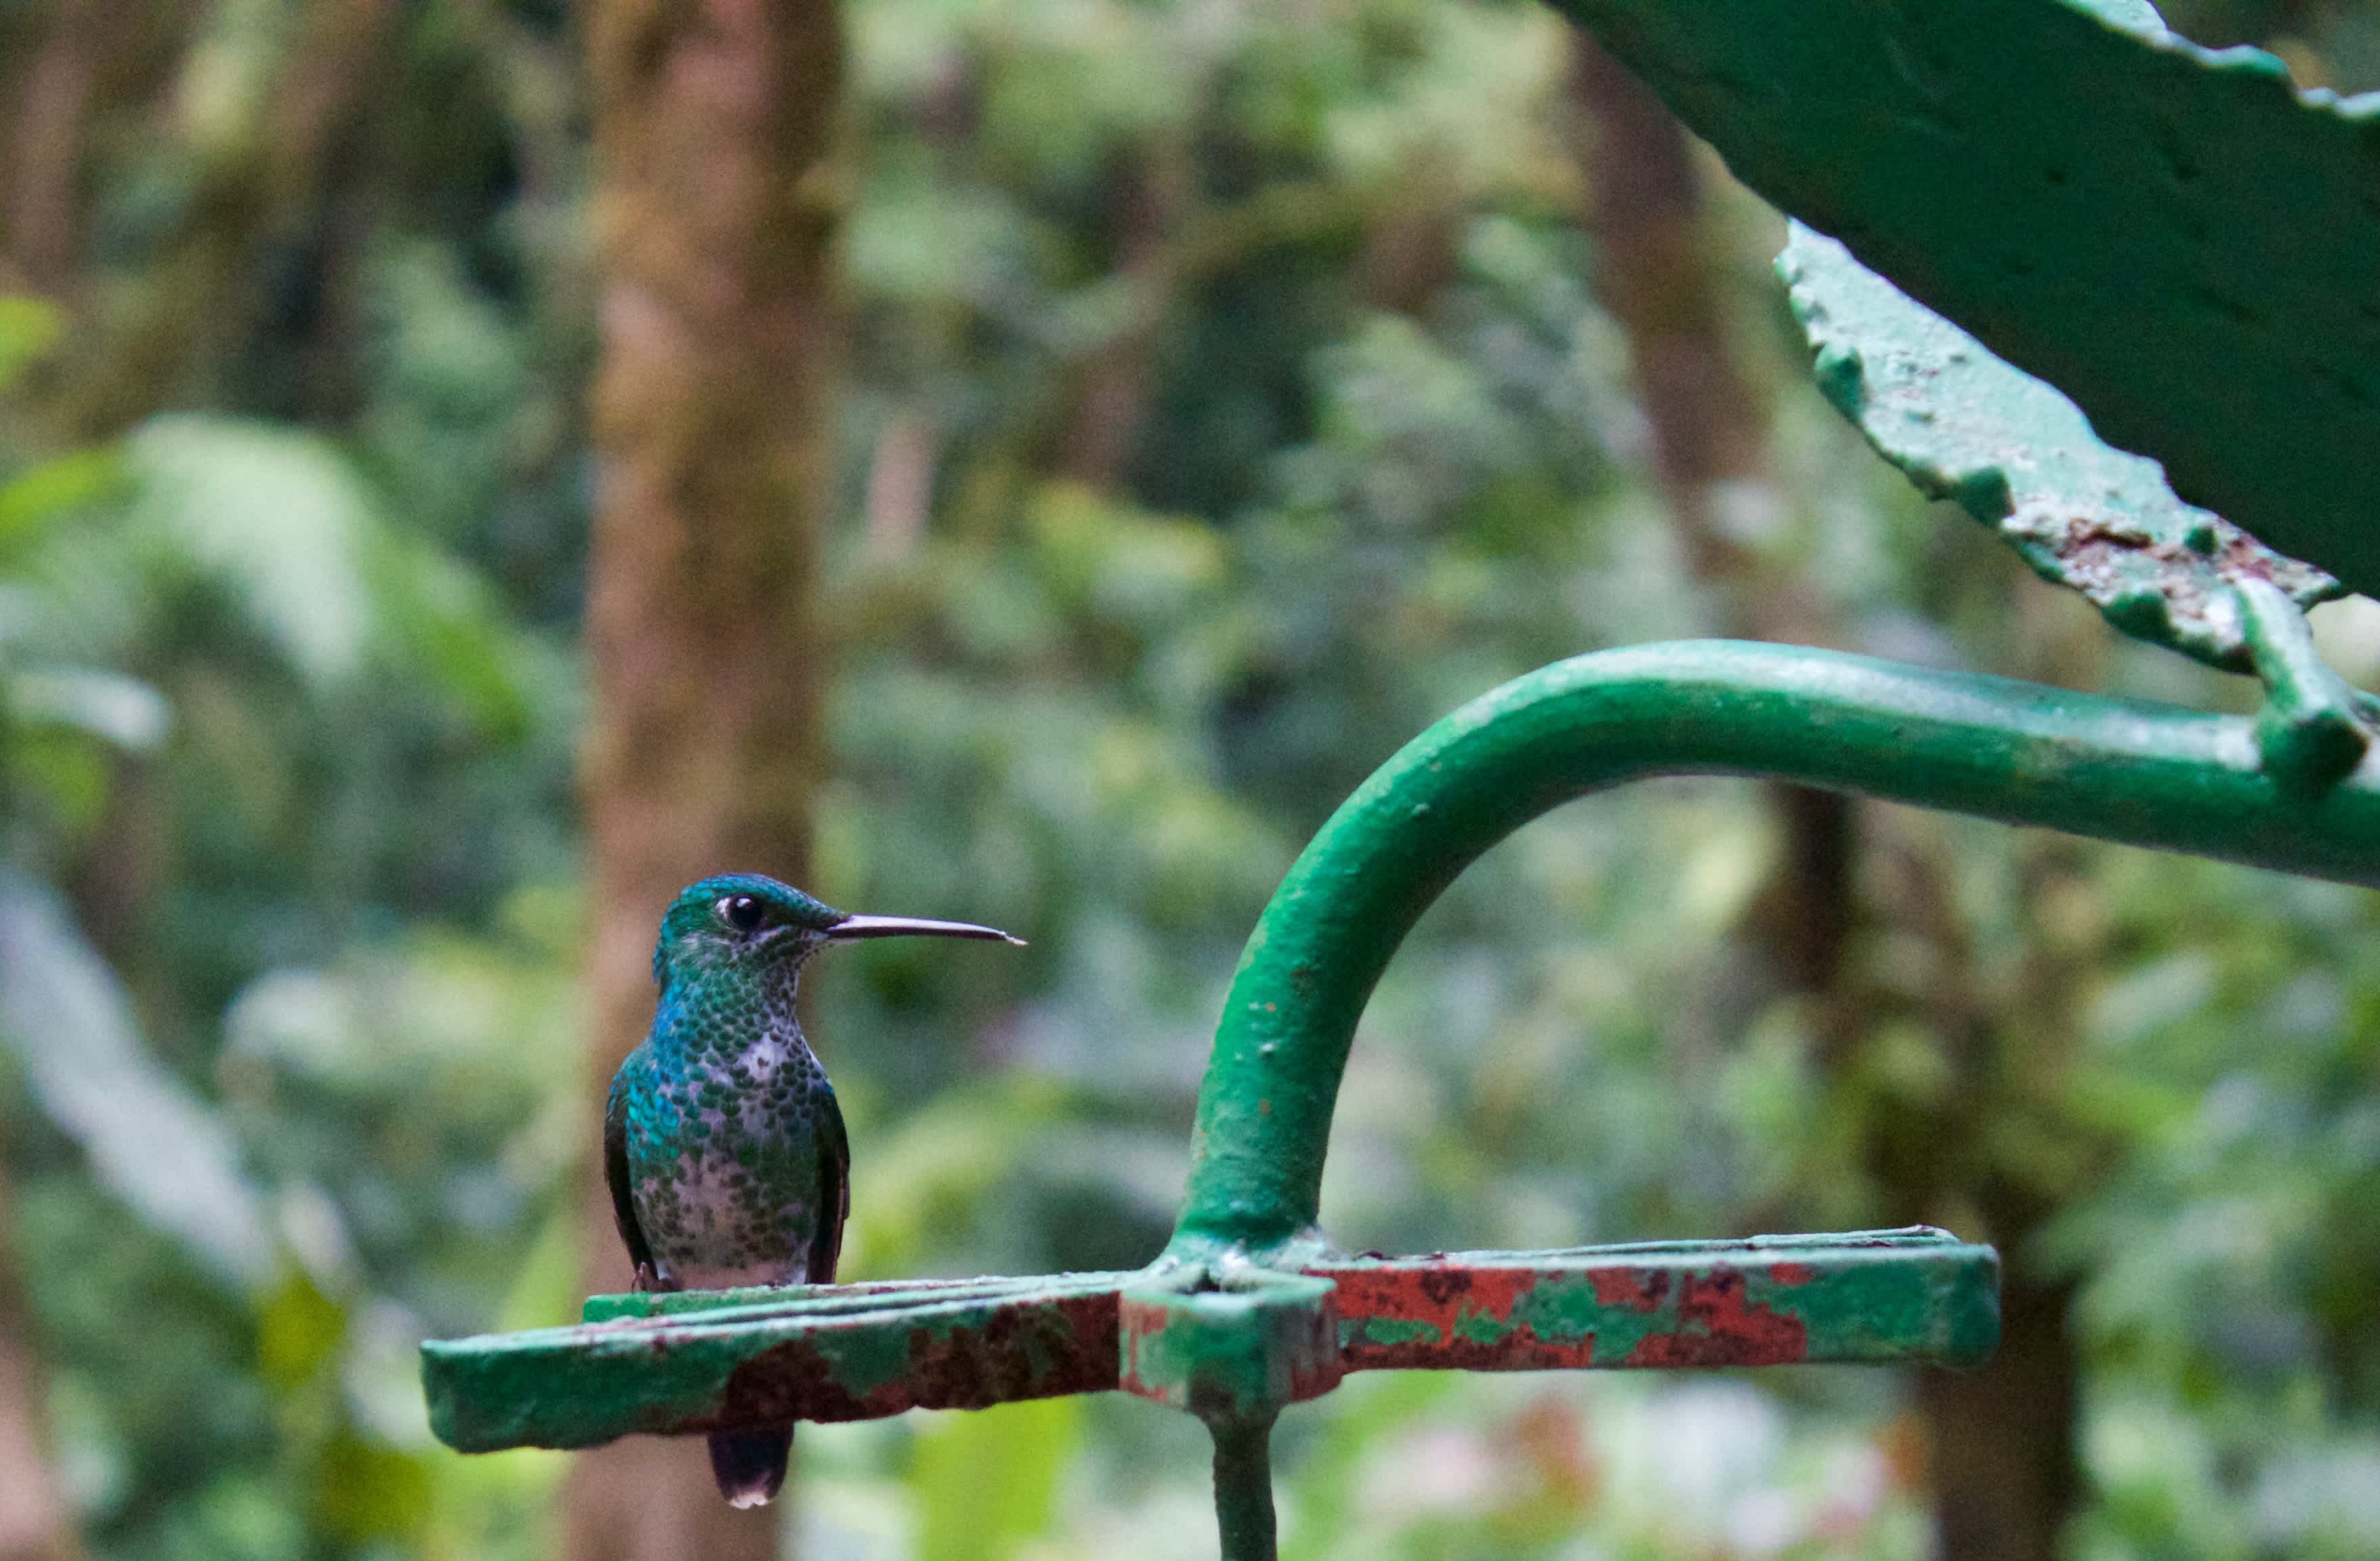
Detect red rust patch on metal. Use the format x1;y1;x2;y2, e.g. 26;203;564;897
1323;1262;1537;1339
1114;1291;1169;1400
1621;1271;1807;1368
1323;1260;1810;1374
1588;1266;1669;1310
1321;1262;1580;1373
1351;1330;1603;1374
1287;1340;1342;1402
710;1289;1120;1428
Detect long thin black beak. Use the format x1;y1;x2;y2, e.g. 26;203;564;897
826;915;1026;946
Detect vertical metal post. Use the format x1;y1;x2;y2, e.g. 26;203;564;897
1209;1416;1280;1561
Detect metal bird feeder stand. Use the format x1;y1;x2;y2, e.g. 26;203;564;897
425;638;2380;1556
425;0;2380;1554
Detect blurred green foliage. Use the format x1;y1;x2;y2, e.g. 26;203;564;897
2;0;2379;1558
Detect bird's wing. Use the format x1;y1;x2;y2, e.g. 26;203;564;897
604;1065;659;1288
808;1085;850;1285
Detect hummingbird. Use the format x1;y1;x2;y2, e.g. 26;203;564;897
605;873;1022;1507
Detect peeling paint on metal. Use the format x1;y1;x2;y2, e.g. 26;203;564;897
425;1278;1125;1451
1780;224;2339;673
1563;0;2380;596
424;1231;1998;1452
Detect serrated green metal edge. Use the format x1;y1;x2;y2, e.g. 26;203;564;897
1568;0;2380;594
1779;224;2339;672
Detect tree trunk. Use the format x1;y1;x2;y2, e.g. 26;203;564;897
0;1164;80;1561
1566;35;1853;1001
1570;39;1768;622
1919;1255;2082;1560
1057;148;1183;491
566;0;843;1554
5;0;102;294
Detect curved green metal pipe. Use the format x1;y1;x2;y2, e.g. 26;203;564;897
1168;641;2380;1257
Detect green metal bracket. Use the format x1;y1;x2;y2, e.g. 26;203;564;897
1119;1268;1342;1424
428;1226;1995;1453
430;1228;1997;1451
425;639;2380;1556
2237;577;2375;795
426;1229;1995;1556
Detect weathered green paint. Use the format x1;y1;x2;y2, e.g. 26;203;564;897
1780;224;2374;795
2236;577;2373;793
1317;1229;1997;1374
1455;1310;1509;1346
1778;224;2340;672
1360;1317;1438;1348
1570;0;2380;596
424;1230;1994;1453
1170;642;2380;1257
1119;1268;1341;1423
580;1271;1089;1324
1209;1417;1280;1561
423;1274;1123;1451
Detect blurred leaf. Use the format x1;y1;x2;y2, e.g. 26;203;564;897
0;296;64;392
0;873;272;1285
0;449;126;560
257;1268;346;1390
128;415;379;684
125;415;531;732
315;1433;432;1545
839;1075;1074;1278
180;1472;308;1561
495;1201;582;1334
911;1395;1079;1561
7;667;170;751
1282;1374;1462;1560
359;524;535;743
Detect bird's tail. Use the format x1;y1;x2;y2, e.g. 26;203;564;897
708;1423;793;1509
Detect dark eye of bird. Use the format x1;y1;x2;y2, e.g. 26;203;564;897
717;894;766;933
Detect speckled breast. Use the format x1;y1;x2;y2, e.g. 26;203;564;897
621;1030;834;1291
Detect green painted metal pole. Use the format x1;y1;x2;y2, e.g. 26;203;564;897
1169;640;2380;1259
1209;1417;1280;1561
